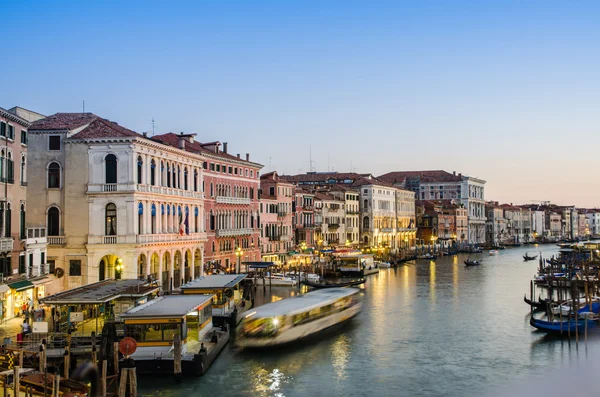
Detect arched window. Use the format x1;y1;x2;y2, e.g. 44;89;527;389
0;150;4;179
363;216;370;229
137;156;143;184
105;154;117;184
184;168;188;191
194;207;199;233
193;170;198;192
47;207;60;236
20;155;25;185
19;204;25;240
150;159;156;186
138;203;144;234
151;203;156;234
166;163;171;187
177;166;181;189
105;204;117;235
48;162;60;188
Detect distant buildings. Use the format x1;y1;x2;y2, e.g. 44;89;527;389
259;171;294;265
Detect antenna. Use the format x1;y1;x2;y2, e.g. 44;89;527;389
309;145;315;172
82;100;85;113
152;118;155;136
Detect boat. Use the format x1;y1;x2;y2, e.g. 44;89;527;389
236;287;362;348
376;261;391;268
523;295;552;311
302;278;365;289
121;295;229;377
253;273;298;286
416;253;437;260
488;250;499;256
336;254;378;277
523;253;538;261
464;259;481;266
551;297;600;316
529;316;594;334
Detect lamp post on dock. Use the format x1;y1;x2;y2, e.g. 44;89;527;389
235;246;243;274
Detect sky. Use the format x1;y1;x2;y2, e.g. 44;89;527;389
3;1;599;207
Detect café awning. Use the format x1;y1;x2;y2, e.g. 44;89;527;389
8;280;34;292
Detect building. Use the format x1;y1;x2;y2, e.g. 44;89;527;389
329;185;360;246
259;171;294;265
293;188;316;247
26;113;262;292
585;210;600;237
314;192;346;247
378;170;486;244
485;202;505;246
192;141;262;273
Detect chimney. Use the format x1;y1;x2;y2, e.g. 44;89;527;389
223;142;228;153
246;153;250;161
143;132;147;138
458;173;462;177
453;171;456;176
178;132;185;150
237;153;240;158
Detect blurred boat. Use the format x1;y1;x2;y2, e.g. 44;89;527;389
302;278;365;289
464;259;481;266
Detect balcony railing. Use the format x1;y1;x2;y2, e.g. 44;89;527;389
216;196;251;205
302;205;314;211
381;228;395;233
0;237;13;251
216;228;253;237
47;236;65;245
328;223;340;229
137;232;207;243
103;235;118;244
277;212;287;218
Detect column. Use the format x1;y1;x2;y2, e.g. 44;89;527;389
169;250;175;290
145;250;151;278
190;250;195;279
158;252;163;289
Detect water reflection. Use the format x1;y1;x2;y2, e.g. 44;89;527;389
331;334;350;381
429;260;436;305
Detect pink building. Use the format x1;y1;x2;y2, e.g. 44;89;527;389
259;172;294;264
294;188;316;247
198;141;262;272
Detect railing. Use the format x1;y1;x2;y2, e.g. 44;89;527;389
47;236;65;245
0;237;13;251
328;223;340;229
381;228;395;233
134;184;204;198
302;205;314;211
216;228;253;237
137;232;207;243
277;212;287;218
216;196;251;205
346;210;360;215
102;183;117;192
103;235;118;244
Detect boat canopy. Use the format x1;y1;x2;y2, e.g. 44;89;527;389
180;274;247;291
121;295;212;320
244;288;360;319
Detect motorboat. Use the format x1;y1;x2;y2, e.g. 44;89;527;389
488;250;499;256
302;278;365;289
376;261;391;268
236;288;362;348
464;259;481;266
254;273;298;286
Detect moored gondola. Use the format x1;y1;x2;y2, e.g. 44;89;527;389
302;279;366;289
523;294;551;311
529;316;594;334
523;253;538;261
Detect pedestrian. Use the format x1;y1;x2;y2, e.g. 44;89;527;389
54;311;61;332
21;320;31;336
21;302;27;318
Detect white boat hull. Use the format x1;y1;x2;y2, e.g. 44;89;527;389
236;302;362;348
254;277;298;286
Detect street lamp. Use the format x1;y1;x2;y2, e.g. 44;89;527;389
301;242;307;252
235;246;243;274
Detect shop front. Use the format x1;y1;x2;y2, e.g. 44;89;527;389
6;280;34;319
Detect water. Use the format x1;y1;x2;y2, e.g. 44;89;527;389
138;244;600;397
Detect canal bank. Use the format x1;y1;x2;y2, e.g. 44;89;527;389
138;244;600;397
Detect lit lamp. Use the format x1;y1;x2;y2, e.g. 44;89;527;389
301;242;307;252
235;246;243;274
115;258;124;279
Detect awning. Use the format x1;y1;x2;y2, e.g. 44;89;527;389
31;277;52;286
8;280;34;292
0;285;9;294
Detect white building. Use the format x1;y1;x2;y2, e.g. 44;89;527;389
27;113;207;292
586;211;600;236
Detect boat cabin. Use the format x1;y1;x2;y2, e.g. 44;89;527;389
121;295;213;358
179;274;251;321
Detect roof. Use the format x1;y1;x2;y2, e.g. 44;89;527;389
350;176;396;189
180;274;247;290
69;118;142;139
281;172;368;184
378;170;464;184
28;112;97;131
7;279;33;292
0;107;32;127
41;279;158;305
120;295;213;319
243;288;360;318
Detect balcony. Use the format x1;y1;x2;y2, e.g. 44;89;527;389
137;232;207;244
216;228;253;237
346;210;359;215
0;237;13;252
328;223;340;229
277;212;287;218
26;228;47;246
216;196;251;205
47;236;65;245
301;205;314;211
381;228;395;233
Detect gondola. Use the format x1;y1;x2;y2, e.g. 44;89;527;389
302;279;366;289
464;259;481;266
523;295;551;311
529;316;594;334
523;253;538;261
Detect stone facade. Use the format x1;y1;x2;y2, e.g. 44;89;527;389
259;171;294;264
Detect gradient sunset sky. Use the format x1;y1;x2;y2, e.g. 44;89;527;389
4;1;599;207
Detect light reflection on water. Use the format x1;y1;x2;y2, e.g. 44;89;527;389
139;244;600;397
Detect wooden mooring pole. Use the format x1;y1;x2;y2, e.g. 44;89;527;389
13;365;20;397
101;360;107;397
173;334;182;380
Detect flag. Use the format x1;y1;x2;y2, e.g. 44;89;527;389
179;210;187;236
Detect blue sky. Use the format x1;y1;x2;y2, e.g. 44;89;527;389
3;1;599;206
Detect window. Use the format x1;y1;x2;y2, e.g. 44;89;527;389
203;161;207;170
105;154;117;184
69;260;82;276
48;162;60;188
269;187;275;196
216;164;220;172
210;163;214;171
20;156;25;185
0;122;5;137
184;168;188;190
137;156;143;184
5;203;11;238
228;166;232;174
105;203;117;235
20;204;25;240
193;170;198;191
20;130;27;145
47;207;60;236
150;160;156;185
19;255;25;274
49;136;61;150
7;125;14;140
251;170;254;178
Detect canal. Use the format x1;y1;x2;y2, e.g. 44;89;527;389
138;244;599;396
